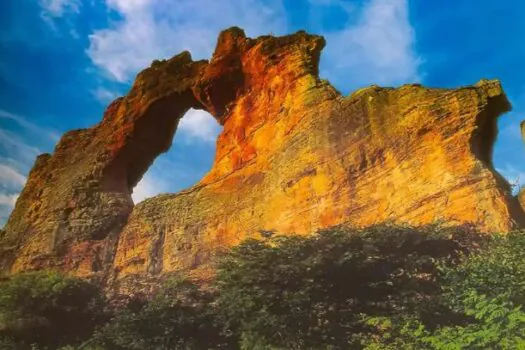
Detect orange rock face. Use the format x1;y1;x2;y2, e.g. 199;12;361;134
1;28;523;290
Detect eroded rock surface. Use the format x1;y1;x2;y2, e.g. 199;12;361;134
1;28;524;290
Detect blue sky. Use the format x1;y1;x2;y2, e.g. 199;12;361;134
1;0;524;226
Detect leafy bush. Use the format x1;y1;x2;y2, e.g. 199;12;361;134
357;231;525;349
440;231;525;306
422;231;525;349
92;277;229;350
0;270;106;349
214;224;474;349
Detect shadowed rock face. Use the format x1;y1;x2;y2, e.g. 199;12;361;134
1;27;524;291
519;122;525;211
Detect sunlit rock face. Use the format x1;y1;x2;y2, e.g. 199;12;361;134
1;28;523;291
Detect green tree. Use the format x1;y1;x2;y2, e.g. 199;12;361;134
360;231;525;349
93;277;229;350
423;232;525;349
214;224;472;349
0;270;106;349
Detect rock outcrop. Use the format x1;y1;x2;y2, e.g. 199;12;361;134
1;28;524;291
519;122;525;211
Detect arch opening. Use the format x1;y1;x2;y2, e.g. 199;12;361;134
131;108;222;204
494;112;525;196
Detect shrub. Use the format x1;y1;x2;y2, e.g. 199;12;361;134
214;224;474;349
93;277;229;350
358;231;525;349
423;231;525;348
0;270;106;349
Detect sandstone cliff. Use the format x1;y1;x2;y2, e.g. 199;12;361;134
1;28;524;291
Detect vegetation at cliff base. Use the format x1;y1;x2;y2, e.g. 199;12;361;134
1;225;525;349
0;271;106;349
92;278;227;349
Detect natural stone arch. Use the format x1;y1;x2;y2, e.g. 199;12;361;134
1;27;524;288
0;27;273;274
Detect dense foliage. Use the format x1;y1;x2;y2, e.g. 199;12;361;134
0;270;106;349
1;225;525;349
396;231;525;349
92;278;228;350
214;224;475;349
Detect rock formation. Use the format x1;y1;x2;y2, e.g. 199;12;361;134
1;28;524;291
519;121;525;211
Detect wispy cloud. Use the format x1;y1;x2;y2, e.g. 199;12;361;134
0;129;42;167
39;0;81;18
131;155;202;203
0;109;60;142
91;87;120;104
132;114;219;203
0;193;19;208
131;172;166;203
0;109;59;226
318;0;421;90
0;193;19;228
38;0;82;36
493;108;525;193
87;0;287;82
0;164;27;189
0;152;30;228
0;164;25;228
497;163;525;194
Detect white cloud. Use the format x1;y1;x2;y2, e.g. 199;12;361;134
39;0;81;18
131;173;163;203
107;0;151;12
87;0;287;82
320;0;421;90
0;137;33;225
0;164;26;189
178;109;221;144
88;0;419;87
91;87;120;104
0;193;19;208
38;0;82;35
0;193;19;228
0;109;59;225
497;163;525;194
